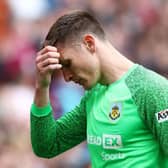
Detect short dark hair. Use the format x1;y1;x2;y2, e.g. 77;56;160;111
44;10;106;47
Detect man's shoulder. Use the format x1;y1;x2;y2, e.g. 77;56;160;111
125;65;168;112
125;64;168;90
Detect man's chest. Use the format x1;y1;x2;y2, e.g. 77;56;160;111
86;90;150;152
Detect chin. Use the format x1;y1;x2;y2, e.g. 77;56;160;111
80;82;89;90
83;85;91;90
83;82;96;90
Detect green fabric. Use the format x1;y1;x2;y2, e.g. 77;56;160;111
86;64;167;167
125;65;168;167
31;102;52;117
31;97;87;158
31;64;168;167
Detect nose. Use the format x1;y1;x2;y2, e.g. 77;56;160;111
62;68;73;82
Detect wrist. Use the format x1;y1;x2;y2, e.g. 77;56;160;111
31;102;52;116
35;79;50;89
34;85;50;107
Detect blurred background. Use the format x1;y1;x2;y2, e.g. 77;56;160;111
0;0;168;167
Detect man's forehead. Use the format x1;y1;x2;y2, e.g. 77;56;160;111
57;48;67;61
57;42;80;52
56;43;69;55
42;41;70;60
57;45;75;58
57;47;70;63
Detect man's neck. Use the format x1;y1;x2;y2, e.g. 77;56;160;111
98;42;134;85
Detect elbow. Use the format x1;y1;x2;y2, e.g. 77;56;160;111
31;144;57;159
33;151;54;159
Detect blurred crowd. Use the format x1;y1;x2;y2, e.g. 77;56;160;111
0;0;168;168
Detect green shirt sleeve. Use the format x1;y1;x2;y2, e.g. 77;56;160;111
126;65;168;156
30;96;87;158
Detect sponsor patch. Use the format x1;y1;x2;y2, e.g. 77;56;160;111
103;134;122;149
155;109;168;123
87;134;123;149
101;152;125;161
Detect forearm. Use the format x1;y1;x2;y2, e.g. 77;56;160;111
31;104;59;158
31;46;69;158
34;87;49;107
31;102;86;158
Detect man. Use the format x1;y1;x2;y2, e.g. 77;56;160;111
31;10;168;167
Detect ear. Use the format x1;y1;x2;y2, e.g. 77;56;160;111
83;34;95;53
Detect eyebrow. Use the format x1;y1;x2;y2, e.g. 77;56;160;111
60;59;71;68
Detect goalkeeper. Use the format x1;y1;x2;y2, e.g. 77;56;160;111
31;10;168;168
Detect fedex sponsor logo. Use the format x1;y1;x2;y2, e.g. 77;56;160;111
87;134;122;149
155;109;168;123
103;134;122;149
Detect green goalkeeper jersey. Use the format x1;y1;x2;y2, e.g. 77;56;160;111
31;64;168;167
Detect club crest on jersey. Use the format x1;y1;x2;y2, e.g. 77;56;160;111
109;103;122;122
155;109;168;123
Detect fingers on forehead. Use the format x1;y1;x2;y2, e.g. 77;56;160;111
36;51;60;63
38;46;57;55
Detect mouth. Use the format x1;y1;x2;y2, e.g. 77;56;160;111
73;79;79;83
73;78;84;85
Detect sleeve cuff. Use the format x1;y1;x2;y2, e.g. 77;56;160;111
31;102;52;117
